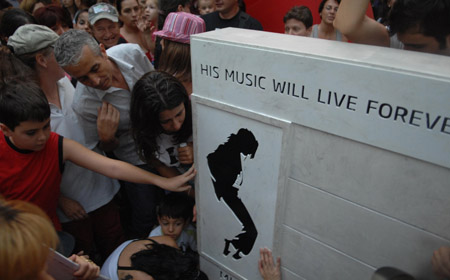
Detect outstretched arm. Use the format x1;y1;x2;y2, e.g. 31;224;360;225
333;0;390;47
63;138;195;192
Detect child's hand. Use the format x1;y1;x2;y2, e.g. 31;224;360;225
259;248;281;280
178;142;194;165
137;15;155;34
69;255;100;280
164;165;196;192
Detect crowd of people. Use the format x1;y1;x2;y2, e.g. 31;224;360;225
0;0;449;279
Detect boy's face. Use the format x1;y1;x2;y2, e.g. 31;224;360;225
0;119;51;152
158;216;187;241
284;19;311;37
198;0;215;15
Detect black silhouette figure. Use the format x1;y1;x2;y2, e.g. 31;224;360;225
207;128;259;260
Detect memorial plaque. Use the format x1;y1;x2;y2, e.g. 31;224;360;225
191;28;450;279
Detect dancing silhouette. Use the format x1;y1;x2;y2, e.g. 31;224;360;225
207;128;259;259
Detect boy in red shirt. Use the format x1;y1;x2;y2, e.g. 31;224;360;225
0;80;195;235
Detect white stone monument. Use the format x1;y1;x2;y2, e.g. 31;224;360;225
191;28;450;280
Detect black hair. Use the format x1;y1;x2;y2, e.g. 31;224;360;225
157;193;194;221
130;70;192;165
73;8;89;24
238;0;245;12
0;79;50;131
0;0;12;10
129;241;200;280
283;6;313;28
388;0;450;49
0;8;36;45
0;50;38;84
116;0;138;15
318;0;340;14
34;4;74;30
158;0;191;29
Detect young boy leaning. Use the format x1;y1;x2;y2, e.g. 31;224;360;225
0;80;196;231
149;193;197;251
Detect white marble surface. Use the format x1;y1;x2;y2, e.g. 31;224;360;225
191;28;450;280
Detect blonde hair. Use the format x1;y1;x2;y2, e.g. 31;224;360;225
0;199;59;280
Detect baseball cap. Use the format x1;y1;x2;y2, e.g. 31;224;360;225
7;24;59;55
88;3;119;25
154;12;205;44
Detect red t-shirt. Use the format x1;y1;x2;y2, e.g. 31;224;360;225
0;131;63;230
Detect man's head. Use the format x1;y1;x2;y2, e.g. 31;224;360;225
283;6;313;36
54;29;113;90
88;3;121;49
389;0;450;55
157;193;194;241
215;0;239;19
0;80;51;151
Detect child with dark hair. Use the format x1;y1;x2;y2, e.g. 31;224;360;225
130;70;194;183
0;79;195;235
149;193;197;251
283;6;313;37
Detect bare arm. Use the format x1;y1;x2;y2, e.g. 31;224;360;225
152;159;194;197
153;159;182;178
334;0;390;47
63;138;195;192
137;17;156;55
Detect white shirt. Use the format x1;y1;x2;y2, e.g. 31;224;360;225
149;224;197;251
156;133;193;173
53;77;120;223
72;43;154;165
101;240;134;280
